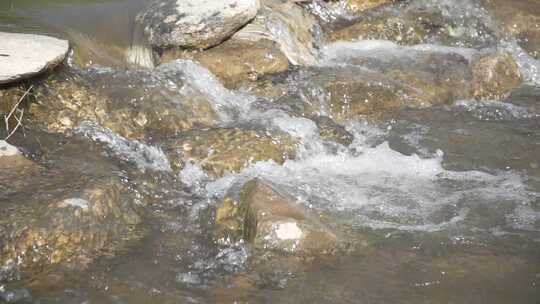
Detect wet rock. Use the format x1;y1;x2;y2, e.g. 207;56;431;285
481;0;540;59
282;65;441;122
0;141;39;176
234;0;321;65
0;145;142;282
135;0;260;50
215;179;339;255
162;128;296;177
29;68;217;139
0;32;69;85
161;39;289;89
312;115;353;146
284;45;520;122
326;2;497;48
471;52;522;100
328;15;427;45
343;0;393;13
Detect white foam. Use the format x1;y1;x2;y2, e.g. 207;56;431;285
206;140;535;232
455;99;538;120
158;60;256;121
319;40;479;66
507;205;540;231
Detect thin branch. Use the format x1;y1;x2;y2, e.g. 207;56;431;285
4;108;24;140
3;85;32;140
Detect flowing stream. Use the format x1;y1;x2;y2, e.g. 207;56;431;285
0;0;539;303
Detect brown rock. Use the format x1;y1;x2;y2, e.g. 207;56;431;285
28;70;217;139
472;52;523;100
328;16;427;44
161;39;289;89
481;0;540;59
162;128;297;176
215;179;339;255
0;142;142;282
344;0;393;13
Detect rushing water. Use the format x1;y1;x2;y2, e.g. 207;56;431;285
1;0;540;303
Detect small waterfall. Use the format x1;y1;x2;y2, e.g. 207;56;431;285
126;20;155;68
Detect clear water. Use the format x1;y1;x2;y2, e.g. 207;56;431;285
1;0;539;303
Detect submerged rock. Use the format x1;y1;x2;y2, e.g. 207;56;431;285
343;0;393;13
215;179;339;255
481;0;540;59
0;32;69;85
29;68;217;139
162;128;297;177
282;44;522;122
312;115;353;146
0;288;32;304
326;1;497;49
0;141;40;179
471;52;523;100
161;39;289;89
0;142;142;282
135;0;260;50
328;14;427;45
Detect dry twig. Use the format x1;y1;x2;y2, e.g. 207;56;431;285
3;85;32;140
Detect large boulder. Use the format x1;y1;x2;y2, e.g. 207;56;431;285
135;0;260;50
215;179;339;255
0;32;69;85
0;141;142;282
161;128;297;176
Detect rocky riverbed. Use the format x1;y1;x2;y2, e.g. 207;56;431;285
1;0;539;303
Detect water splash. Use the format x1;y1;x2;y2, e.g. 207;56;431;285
75;121;171;173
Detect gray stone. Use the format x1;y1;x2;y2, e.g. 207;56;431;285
135;0;260;50
0;32;69;85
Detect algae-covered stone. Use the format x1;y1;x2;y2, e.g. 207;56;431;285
481;0;540;59
328;16;427;45
472;52;523;100
161;39;289;89
326;3;496;48
162;128;297;176
312;115;353;146
344;0;392;13
29;69;217;139
215;179;339;255
286;46;520;122
0;143;142;282
135;0;260;50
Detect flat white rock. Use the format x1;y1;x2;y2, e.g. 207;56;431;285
0;32;69;84
0;140;21;157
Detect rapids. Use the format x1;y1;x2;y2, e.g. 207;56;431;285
0;0;539;303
